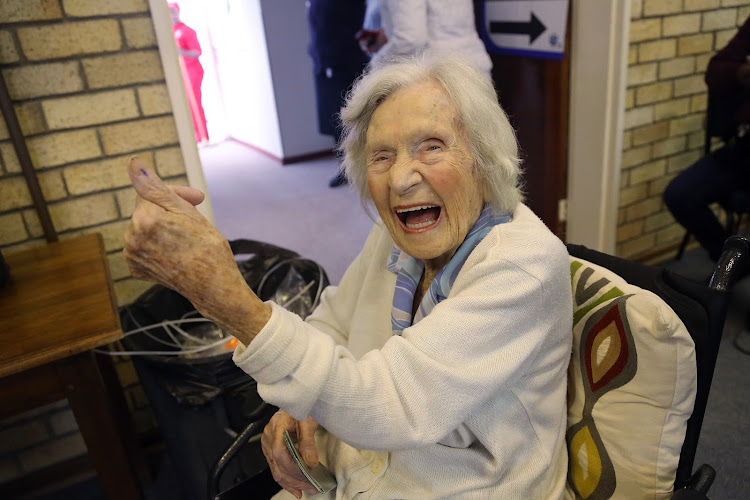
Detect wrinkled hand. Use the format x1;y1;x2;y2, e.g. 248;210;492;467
261;410;320;499
356;29;387;55
123;156;269;339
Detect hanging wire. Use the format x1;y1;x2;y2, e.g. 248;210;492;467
101;257;326;357
278;280;315;309
96;337;230;357
98;310;230;356
257;258;325;306
125;306;182;348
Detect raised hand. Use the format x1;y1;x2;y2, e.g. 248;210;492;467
123;156;270;343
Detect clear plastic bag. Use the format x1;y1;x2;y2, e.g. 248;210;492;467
118;239;329;406
272;266;314;318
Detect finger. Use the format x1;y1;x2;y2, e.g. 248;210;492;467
261;424;277;469
267;422;320;494
264;439;313;498
263;412;319;486
127;156;191;212
266;457;308;499
171;185;205;206
262;413;296;474
297;418;319;467
264;453;303;500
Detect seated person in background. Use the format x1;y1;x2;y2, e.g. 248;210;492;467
664;15;750;261
124;54;572;499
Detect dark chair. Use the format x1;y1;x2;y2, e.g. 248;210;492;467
568;235;750;498
675;91;750;260
207;402;280;500
209;237;750;500
204;242;330;500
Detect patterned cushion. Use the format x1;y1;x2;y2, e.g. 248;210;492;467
565;257;697;499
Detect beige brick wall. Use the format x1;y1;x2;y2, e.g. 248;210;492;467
0;0;182;485
0;0;185;305
617;0;750;258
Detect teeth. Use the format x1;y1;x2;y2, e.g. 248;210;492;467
395;205;438;213
395;205;440;229
406;220;436;229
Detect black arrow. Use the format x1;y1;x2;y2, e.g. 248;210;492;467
490;12;546;44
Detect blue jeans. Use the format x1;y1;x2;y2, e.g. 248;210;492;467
663;139;750;260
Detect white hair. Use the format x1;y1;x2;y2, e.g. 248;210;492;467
338;52;523;216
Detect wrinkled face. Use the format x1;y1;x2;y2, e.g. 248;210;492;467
366;81;485;273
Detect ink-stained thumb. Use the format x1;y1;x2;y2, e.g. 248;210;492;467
128;156;183;211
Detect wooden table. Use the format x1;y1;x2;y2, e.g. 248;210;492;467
0;233;144;499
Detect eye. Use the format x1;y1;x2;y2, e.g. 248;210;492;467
422;139;444;152
370;156;389;167
367;151;392;170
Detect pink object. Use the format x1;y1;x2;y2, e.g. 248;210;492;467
173;20;209;142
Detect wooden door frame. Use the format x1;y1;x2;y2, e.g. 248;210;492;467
566;0;630;253
148;0;215;223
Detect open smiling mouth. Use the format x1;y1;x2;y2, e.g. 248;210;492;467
395;205;442;230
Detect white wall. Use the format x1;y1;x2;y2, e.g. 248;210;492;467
261;0;334;158
216;0;283;157
176;0;332;160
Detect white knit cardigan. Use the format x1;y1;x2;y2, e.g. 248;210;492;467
233;203;572;499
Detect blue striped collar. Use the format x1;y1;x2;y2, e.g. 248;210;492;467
386;205;510;335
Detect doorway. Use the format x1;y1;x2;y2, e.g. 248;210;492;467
163;0;227;144
158;0;335;163
152;0;628;253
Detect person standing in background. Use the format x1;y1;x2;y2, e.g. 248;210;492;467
307;0;370;188
370;0;492;79
169;2;209;144
356;0;387;56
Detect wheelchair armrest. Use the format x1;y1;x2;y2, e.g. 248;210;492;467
709;236;750;291
671;463;716;499
207;401;276;499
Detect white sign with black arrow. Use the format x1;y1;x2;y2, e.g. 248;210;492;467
477;0;569;60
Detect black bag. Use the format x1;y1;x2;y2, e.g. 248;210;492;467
117;239;329;500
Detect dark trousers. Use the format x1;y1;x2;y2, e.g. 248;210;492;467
664;138;750;260
313;63;367;143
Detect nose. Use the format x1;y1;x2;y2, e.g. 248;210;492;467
389;155;421;195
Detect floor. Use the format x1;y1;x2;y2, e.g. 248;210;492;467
199;140;374;286
660;244;750;498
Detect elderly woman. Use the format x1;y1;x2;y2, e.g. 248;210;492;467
124;54;572;499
